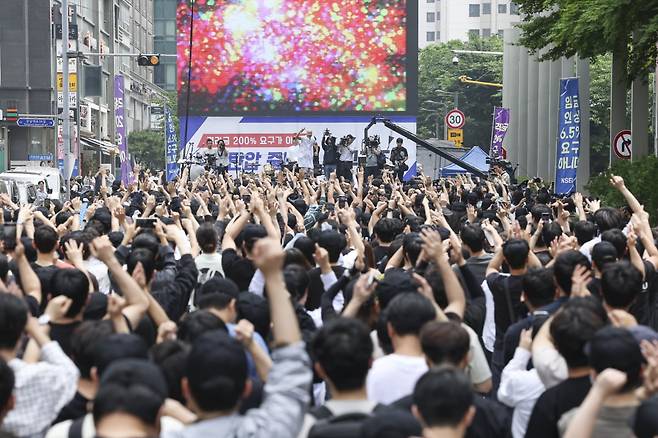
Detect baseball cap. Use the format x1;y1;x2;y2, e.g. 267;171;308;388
592;241;618;268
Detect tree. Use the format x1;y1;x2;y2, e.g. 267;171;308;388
515;0;658;80
418;36;503;148
128;130;165;170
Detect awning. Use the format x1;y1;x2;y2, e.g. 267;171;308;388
80;137;118;156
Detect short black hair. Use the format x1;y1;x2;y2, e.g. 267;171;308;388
186;330;248;412
413;367;474;428
601;261;643;309
523;267;556;309
51;268;90;318
0;291;26;350
318;230;347;263
540;222;563;248
93;359;167;426
374;218;403;244
553;250;590;295
70;320;115;379
126;247;156;280
403;232;423;266
593;208;624;233
551;298;606;368
151;340;190;403
196;223;218;254
178;311;227;343
33;225;59;253
588;326;644;391
420;321;470;366
502;239;530;270
387;293;437;337
460;224;485;253
531;204;552;223
0;357;14;413
94;333;149;377
283;264;310;302
574;221;597;246
311;318;373;391
601;229;628;259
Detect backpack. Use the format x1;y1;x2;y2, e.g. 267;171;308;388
307;404;384;438
191;266;224;308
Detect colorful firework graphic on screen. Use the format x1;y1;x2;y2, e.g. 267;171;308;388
177;0;409;115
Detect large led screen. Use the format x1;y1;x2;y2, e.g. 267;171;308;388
177;0;418;116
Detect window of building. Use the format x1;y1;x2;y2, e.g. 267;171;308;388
482;3;491;14
469;4;480;17
468;29;480;39
427;0;435;2
482;28;491;37
510;2;519;14
427;12;435;22
426;32;436;42
498;3;507;13
498;29;505;38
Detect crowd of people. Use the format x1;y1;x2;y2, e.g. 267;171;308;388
0;143;658;438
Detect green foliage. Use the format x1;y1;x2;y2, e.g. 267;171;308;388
589;54;613;174
418;36;503;148
587;156;658;223
128;130;165;171
515;0;658;81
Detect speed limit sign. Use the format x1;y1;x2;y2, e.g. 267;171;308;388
445;109;466;129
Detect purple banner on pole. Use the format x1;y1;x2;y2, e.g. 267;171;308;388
490;107;510;159
114;75;132;186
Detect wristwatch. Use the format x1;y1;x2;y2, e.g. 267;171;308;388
37;314;51;326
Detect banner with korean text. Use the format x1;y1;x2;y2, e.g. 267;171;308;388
164;105;179;181
490;107;510;159
555;78;580;195
114;75;132;186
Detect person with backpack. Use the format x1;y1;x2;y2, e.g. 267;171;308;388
299;318;404;438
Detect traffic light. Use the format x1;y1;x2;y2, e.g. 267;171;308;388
5;108;18;122
137;54;160;67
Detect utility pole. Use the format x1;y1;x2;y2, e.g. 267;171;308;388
61;0;71;198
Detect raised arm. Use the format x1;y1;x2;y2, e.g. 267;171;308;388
91;235;149;329
253;238;301;346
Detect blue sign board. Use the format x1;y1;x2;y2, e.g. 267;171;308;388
554;78;581;195
28;154;53;161
17;118;55;128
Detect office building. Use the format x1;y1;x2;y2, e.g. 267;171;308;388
419;0;521;48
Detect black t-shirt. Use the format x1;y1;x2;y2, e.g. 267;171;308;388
486;272;527;342
373;244;392;266
630;260;658;328
221;248;255;292
49;321;82;358
54;391;89;424
525;375;592;438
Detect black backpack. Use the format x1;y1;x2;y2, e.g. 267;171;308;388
307;404;384;438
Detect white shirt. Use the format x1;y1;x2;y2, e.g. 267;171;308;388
463;323;492;386
84;256;111;294
498;347;546;438
5;342;80;438
297;137;315;169
532;346;568;389
366;354;428;404
482;276;506;352
339;139;358;161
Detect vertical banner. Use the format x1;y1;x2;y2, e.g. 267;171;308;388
164;105;179;181
555;78;581;195
490;107;510;159
114;75;131;186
